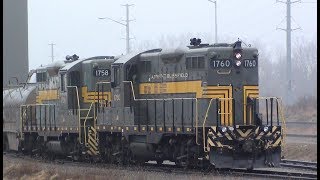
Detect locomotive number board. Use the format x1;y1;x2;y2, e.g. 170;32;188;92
93;69;111;77
210;59;258;68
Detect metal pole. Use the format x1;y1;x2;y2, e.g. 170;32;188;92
48;43;56;62
208;0;218;44
276;0;301;104
214;1;218;43
286;0;292;105
125;4;130;54
98;4;133;54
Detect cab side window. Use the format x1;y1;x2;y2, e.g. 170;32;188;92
186;56;205;69
36;72;47;82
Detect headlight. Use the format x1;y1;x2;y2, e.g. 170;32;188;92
236;60;241;67
228;126;234;131
221;127;227;133
235;52;242;59
263;126;269;132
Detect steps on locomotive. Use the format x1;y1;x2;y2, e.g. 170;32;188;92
78;107;99;156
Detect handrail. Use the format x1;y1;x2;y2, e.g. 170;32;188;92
123;81;136;100
195;98;200;145
20;104;55;135
123;80;205;145
84;102;94;146
276;98;286;148
94;81;111;129
20;106;23;138
66;86;81;143
202;98;214;152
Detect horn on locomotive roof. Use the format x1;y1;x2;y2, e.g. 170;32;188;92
233;39;242;51
190;38;202;46
65;54;79;61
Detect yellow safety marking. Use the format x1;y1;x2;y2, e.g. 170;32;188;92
237;129;252;137
272;126;277;132
87;151;93;156
216;141;223;147
217;132;222;137
88;149;98;155
255;127;259;134
139;81;203;98
88;136;98;147
203;87;232;126
256;131;265;140
36;89;59;104
81;86;112;103
272;137;282;147
207;138;215;146
266;132;273;137
90;126;97;134
225;132;233;140
88;141;98;151
243;86;259;125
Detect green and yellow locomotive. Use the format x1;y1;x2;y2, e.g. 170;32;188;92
3;39;286;169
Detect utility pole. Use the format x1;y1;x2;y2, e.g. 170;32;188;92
208;0;218;43
276;0;301;105
48;42;56;62
99;4;134;54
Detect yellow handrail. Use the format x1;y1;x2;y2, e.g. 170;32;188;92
202;98;214;152
84;102;94;146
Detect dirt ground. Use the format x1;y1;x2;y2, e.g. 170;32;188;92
3;155;235;180
3;141;317;180
282;143;317;162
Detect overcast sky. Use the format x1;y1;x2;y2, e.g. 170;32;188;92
28;0;317;70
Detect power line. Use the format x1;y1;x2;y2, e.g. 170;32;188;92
99;4;134;54
276;0;301;105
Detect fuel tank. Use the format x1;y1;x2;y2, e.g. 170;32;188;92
3;84;37;150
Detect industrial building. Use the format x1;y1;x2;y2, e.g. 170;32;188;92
3;0;29;88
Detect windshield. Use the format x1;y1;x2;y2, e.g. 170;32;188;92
28;72;37;83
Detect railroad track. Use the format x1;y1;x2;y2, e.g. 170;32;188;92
286;134;317;138
281;159;317;171
4;151;317;179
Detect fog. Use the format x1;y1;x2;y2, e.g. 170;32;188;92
27;0;317;104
